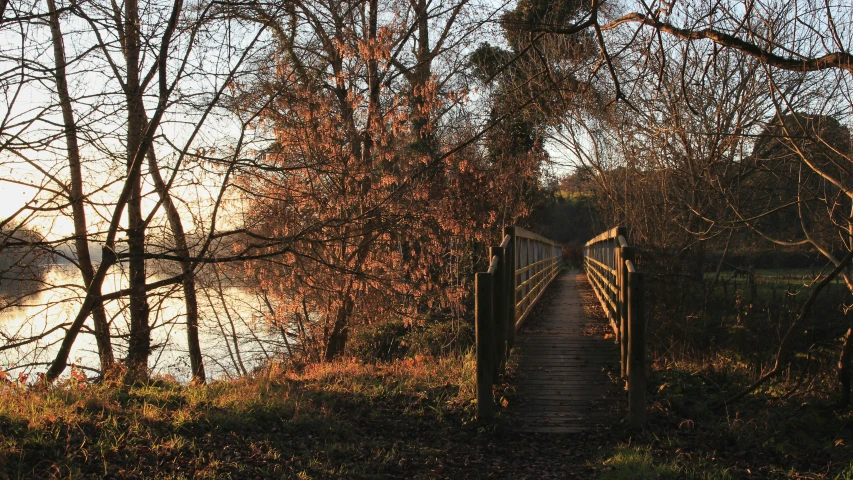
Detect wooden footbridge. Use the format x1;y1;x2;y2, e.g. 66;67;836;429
475;226;646;432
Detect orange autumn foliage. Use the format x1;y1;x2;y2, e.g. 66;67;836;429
233;0;544;361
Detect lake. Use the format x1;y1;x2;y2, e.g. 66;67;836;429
0;263;289;382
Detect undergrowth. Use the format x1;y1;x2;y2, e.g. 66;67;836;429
0;350;609;479
0;355;479;479
590;268;853;479
6;270;852;479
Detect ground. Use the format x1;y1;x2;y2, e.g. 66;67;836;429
2;271;852;479
0;356;618;479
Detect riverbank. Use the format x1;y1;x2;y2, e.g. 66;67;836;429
3;352;853;478
0;355;613;479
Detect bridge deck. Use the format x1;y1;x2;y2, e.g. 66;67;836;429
505;270;621;433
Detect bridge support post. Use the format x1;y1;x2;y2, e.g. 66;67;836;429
616;242;626;378
628;268;646;429
505;226;517;351
491;246;507;378
476;271;495;420
617;227;628;379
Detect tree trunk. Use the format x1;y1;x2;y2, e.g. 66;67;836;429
47;0;183;382
145;147;205;382
410;0;433;148
324;296;354;361
301;297;317;361
844;211;853;407
46;0;114;372
123;0;151;373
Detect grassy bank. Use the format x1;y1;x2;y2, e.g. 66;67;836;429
593;366;853;479
1;354;617;479
1;357;469;478
589;266;853;479
4;267;853;479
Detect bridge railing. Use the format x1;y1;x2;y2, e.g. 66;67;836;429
476;226;562;419
584;226;646;428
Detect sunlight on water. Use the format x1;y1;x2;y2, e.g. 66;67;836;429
0;264;285;381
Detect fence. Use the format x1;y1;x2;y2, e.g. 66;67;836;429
583;226;646;428
475;226;562;419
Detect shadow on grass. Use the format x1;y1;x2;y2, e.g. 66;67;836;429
0;363;610;479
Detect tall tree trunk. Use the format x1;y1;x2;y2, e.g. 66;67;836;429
145;147;205;382
833;202;853;409
46;0;114;372
47;0;183;382
323;237;373;361
324;294;354;361
410;0;432;148
301;297;317;360
361;0;379;166
123;0;151;372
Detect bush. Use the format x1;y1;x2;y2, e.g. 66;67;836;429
348;319;410;362
348;318;474;363
407;320;473;357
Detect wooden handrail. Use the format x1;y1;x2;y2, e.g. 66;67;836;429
476;226;562;419
583;226;646;429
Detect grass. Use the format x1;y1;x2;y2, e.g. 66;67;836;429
633;363;853;477
0;352;614;479
1;356;477;478
836;463;853;480
598;444;742;480
4;267;852;479
588;356;853;479
607;265;853;479
598;445;679;480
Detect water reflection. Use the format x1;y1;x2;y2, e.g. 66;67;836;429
0;264;286;381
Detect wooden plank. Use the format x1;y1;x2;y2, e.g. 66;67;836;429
505;270;621;434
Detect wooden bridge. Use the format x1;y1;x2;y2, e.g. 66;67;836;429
475;226;646;432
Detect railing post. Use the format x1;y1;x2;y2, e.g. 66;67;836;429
505;226;517;350
615;241;623;375
535;241;540;298
526;239;529;316
476;271;494;419
584;227;645;427
609;237;618;344
628;266;646;429
599;243;604;304
533;240;537;305
524;238;530;314
620;246;630;380
617;228;628;379
552;244;556;276
491;245;507;377
553;243;558;278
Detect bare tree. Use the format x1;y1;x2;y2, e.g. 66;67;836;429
1;0;291;381
45;0;114;371
521;0;853;405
